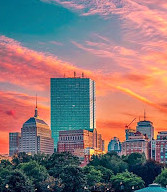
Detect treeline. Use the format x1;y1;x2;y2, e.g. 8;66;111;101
0;152;167;192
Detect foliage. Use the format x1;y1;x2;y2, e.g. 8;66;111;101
18;160;49;192
60;165;86;192
46;152;80;178
83;166;103;187
2;169;34;192
130;160;163;186
89;153;128;174
154;168;167;187
110;170;145;192
12;152;32;166
125;153;146;168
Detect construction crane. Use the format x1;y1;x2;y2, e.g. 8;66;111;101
125;118;136;129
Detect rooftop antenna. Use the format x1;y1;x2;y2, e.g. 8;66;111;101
144;109;146;121
34;94;38;117
82;72;84;78
74;71;76;78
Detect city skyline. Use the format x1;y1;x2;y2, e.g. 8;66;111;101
1;0;167;154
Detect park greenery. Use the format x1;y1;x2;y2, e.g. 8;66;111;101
0;151;166;192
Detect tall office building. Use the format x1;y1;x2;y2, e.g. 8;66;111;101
136;111;154;141
51;76;96;149
19;103;54;155
9;132;21;156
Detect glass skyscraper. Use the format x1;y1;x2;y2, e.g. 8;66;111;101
50;77;96;150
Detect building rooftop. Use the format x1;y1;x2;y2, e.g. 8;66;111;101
135;184;167;192
24;117;48;126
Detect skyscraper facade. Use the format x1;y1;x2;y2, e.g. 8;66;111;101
136;120;154;140
19;105;54;155
9;132;21;156
51;77;96;149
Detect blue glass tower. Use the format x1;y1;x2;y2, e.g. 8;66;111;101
50;77;96;150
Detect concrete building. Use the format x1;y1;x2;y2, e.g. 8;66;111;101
19;104;54;155
9;132;21;156
50;76;96;150
57;129;105;165
122;131;149;159
136;114;154;140
151;131;167;163
108;137;121;154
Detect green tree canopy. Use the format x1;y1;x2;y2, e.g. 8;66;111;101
154;168;167;187
89;153;128;174
12;152;32;166
18;160;49;192
2;169;34;192
110;171;145;192
46;152;80;178
60;165;86;192
130;160;163;186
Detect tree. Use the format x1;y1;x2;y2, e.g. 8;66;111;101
89;154;128;174
60;165;86;192
0;160;13;169
110;171;145;192
83;166;103;187
18;160;49;192
2;169;34;192
125;153;146;170
94;166;113;183
154;168;167;187
32;153;50;167
130;160;163;186
12;152;32;166
46;152;80;178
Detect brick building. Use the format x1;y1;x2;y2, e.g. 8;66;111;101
122;131;149;159
151;131;167;163
58;129;105;164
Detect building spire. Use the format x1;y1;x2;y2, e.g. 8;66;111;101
144;109;146;121
34;94;38;117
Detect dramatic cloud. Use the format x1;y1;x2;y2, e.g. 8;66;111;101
1;33;167;153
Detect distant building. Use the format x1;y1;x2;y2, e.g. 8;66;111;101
125;128;136;140
151;131;167;163
57;129;105;165
136;114;154;140
9;132;21;156
108;137;121;154
19;103;54;155
50;76;96;150
122;131;149;159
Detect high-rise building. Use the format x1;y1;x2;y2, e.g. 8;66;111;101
9;132;21;156
136;113;154;140
108;137;121;154
51;76;96;150
19;103;54;155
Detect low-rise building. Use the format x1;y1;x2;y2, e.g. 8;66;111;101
57;129;105;165
151;131;167;163
122;131;149;159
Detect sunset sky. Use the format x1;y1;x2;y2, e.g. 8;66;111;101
1;0;167;154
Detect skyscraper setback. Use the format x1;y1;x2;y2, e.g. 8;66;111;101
50;76;96;150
